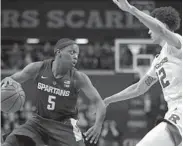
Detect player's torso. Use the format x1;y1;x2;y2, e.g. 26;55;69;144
154;43;182;103
34;59;79;120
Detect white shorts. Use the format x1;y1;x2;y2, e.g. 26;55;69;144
164;103;182;135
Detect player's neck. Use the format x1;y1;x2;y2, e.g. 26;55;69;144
52;60;69;79
159;40;166;47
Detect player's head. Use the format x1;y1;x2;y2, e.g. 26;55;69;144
149;6;181;43
54;38;79;69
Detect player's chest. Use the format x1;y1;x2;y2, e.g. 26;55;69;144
38;76;72;89
39;70;72;87
154;55;169;70
36;73;74;97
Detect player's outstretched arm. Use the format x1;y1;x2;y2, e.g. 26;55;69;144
75;71;106;144
112;0;182;49
104;74;158;106
1;62;43;86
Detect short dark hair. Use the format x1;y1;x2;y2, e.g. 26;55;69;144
151;6;181;31
54;38;76;54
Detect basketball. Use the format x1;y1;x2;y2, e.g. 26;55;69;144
1;82;25;113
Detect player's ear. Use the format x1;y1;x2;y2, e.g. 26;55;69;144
56;49;62;57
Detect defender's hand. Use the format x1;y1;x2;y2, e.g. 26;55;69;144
84;124;102;144
112;0;133;12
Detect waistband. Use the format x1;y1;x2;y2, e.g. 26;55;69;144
32;113;76;124
167;98;182;110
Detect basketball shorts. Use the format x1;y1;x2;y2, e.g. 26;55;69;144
164;103;182;135
6;114;84;146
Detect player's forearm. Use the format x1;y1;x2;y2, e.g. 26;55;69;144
129;6;164;35
94;100;106;126
105;83;142;105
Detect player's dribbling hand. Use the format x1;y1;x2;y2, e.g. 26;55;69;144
1;77;20;87
112;0;133;12
84;124;102;144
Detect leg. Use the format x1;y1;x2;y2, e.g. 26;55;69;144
2;134;36;146
49;138;85;146
45;118;85;146
136;122;178;146
2;119;46;146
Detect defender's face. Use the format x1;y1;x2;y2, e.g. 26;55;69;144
61;44;79;67
148;29;161;44
148;18;166;44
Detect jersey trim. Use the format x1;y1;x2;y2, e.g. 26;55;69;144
70;118;83;142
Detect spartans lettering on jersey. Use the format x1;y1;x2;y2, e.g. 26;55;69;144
37;82;70;96
155;57;168;69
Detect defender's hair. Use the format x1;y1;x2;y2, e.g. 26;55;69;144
151;6;181;31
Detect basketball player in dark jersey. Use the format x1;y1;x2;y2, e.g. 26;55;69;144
1;38;106;146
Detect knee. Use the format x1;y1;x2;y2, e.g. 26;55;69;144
3;134;19;146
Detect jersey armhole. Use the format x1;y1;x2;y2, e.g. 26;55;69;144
33;62;45;83
72;70;81;93
167;34;182;54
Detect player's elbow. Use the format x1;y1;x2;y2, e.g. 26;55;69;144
96;98;106;111
98;100;107;115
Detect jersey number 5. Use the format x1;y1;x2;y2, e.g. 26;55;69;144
47;95;56;110
158;67;170;88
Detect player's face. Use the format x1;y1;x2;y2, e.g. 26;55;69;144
61;44;79;67
148;18;166;44
148;29;162;44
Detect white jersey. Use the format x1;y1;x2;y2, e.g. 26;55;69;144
147;34;182;108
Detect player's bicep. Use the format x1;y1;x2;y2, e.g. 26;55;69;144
82;84;101;103
76;72;102;103
11;62;43;83
161;28;182;49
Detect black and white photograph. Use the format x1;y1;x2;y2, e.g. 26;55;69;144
1;0;182;146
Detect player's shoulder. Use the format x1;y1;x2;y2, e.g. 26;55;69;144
174;33;182;40
22;61;44;77
174;33;182;45
27;61;44;70
74;70;92;88
74;70;88;81
73;71;89;89
32;61;44;66
26;61;43;69
164;33;182;55
169;33;182;46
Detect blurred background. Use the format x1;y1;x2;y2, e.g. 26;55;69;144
1;0;182;145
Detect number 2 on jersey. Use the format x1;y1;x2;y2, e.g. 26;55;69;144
158;67;170;88
47;95;56;110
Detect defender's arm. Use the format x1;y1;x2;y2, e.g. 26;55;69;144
113;0;182;49
104;74;158;106
129;6;182;49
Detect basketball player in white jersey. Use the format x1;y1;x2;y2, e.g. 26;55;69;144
104;0;182;146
